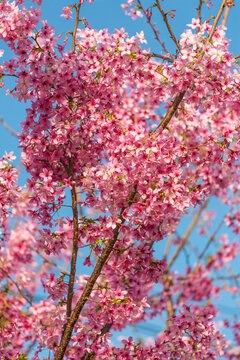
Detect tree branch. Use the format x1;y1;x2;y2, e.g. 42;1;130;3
0;267;33;305
72;1;82;53
197;213;227;262
151;91;185;134
206;0;227;44
55;185;138;360
221;3;231;26
137;0;173;57
81;322;113;360
0;117;19;138
66;184;79;319
155;0;181;52
197;0;203;23
164;233;174;258
142;52;173;63
31;246;71;276
165;200;208;272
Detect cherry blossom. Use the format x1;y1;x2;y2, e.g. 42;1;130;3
0;0;240;359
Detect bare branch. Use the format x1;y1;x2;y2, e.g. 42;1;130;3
197;213;228;262
222;3;231;26
197;0;203;23
206;0;227;44
142;52;174;63
164;233;174;258
163;276;174;325
66;183;79;318
72;1;82;53
32;247;71;276
0;117;19;138
137;0;173;57
0;267;32;305
155;0;181;52
165;200;208;272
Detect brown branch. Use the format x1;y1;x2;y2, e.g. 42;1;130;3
221;3;231;26
137;0;173;57
206;0;227;44
0;117;19;138
165;200;208;272
155;0;181;52
164;233;174;258
81;322;113;360
163;275;175;326
55;186;137;360
66;184;79;319
0;267;32;305
197;0;203;23
163;201;207;323
151;91;185;134
197;213;227;262
142;52;174;63
72;1;82;53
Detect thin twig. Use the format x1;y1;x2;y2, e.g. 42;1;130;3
81;322;113;360
206;0;227;44
0;267;32;305
137;0;173;57
55;186;138;360
155;0;181;52
0;117;19;138
32;247;71;276
165;200;208;272
215;274;240;281
72;1;82;53
142;52;174;63
25;341;38;356
197;213;228;262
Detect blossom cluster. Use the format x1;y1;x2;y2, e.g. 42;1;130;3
0;0;240;359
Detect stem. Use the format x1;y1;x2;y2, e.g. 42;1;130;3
155;0;181;52
206;0;227;44
55;186;137;360
72;1;82;53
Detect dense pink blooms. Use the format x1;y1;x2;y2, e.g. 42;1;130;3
0;0;240;359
